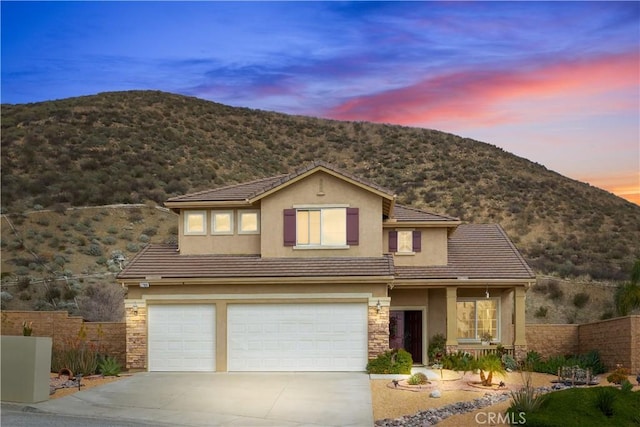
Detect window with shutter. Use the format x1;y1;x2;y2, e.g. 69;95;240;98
346;208;359;245
283;209;296;246
389;231;398;252
412;230;422;252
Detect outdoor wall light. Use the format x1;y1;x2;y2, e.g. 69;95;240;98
132;303;138;315
376;300;382;313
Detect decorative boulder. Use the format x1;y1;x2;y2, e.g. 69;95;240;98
430;389;442;398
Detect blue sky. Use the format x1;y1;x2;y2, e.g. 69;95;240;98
2;1;639;204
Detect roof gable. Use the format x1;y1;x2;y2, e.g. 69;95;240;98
165;161;396;210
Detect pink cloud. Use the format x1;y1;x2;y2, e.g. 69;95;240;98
325;51;639;128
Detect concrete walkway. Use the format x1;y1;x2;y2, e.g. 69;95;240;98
28;372;373;427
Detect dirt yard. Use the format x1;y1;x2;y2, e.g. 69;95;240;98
371;370;640;426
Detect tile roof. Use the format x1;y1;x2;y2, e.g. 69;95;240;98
394;224;535;280
117;245;395;279
392;204;459;222
166;160;395;204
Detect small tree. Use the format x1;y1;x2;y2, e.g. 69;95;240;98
615;259;640;316
476;354;506;386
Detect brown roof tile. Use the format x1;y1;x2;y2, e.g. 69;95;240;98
117;245;395;279
394;224;535;280
392;204;459;222
166;161;394;204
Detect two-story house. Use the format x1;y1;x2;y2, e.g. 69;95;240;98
118;161;534;372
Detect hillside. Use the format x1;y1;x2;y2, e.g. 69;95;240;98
2;90;639;282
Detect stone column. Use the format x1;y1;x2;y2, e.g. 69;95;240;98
445;286;458;353
125;299;147;370
368;298;390;359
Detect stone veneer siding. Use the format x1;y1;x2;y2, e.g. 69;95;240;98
125;303;147;370
368;305;389;359
0;311;126;367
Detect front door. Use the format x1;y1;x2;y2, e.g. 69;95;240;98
389;310;423;364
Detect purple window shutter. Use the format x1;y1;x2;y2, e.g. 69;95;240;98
346;208;359;245
283;209;296;246
389;231;398;252
412;230;422;252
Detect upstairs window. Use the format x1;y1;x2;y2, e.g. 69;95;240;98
238;210;260;234
211;211;233;235
184;211;206;235
389;230;421;254
284;207;358;248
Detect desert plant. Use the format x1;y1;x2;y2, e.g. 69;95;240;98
51;331;101;376
573;292;590;308
77;282;125;322
607;366;631;385
366;349;413;374
476;354;506;386
620;379;633;393
507;370;548;415
594;387;616;417
97;355;121;376
407;372;429;385
22;321;33;336
534;306;548;318
502;354;517;371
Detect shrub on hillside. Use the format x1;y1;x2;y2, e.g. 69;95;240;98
573;292;590;308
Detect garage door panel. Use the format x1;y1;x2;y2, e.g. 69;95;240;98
228;303;367;372
148;305;215;372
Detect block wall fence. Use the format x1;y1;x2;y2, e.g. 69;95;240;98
1;311;126;368
526;315;639;372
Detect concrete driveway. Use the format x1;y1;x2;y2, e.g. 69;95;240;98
30;372;373;427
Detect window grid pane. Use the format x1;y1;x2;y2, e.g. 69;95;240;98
321;208;346;246
213;213;231;233
456;301;476;339
186;212;205;234
240;212;258;232
397;231;413;253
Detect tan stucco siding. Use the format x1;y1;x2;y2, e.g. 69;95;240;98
383;227;448;266
428;289;447;339
260;171;383;257
178;208;261;255
127;281;388;299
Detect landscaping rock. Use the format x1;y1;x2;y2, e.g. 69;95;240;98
429;390;441;398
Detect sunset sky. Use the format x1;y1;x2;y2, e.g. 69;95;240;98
2;1;638;204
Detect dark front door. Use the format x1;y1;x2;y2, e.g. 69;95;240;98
389;310;423;364
404;311;422;363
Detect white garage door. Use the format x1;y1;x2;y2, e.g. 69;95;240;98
148;304;216;372
227;303;367;371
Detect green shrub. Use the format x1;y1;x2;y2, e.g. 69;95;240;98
534;306;548;318
97;355;122;376
573;292;590;308
366;349;413;374
407;372;429;385
594;387;616;417
620;379;633;393
442;351;474;372
427;333;446;361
